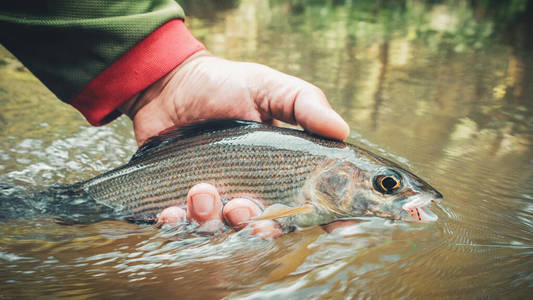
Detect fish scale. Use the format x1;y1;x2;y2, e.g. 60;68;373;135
75;119;442;226
84;140;323;217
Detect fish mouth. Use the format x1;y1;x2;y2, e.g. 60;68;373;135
401;196;440;222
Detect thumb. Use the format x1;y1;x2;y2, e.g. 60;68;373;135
250;64;350;140
293;87;350;141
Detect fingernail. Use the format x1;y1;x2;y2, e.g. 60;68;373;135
158;206;186;226
227;207;251;223
191;193;214;215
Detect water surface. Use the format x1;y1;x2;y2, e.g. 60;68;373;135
1;0;532;299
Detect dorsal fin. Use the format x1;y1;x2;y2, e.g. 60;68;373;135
130;119;262;162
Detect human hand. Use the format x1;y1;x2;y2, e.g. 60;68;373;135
156;183;283;238
157;183;358;238
121;51;353;236
119;50;349;146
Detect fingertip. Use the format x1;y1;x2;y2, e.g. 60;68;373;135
222;198;283;238
187;182;220;198
223;198;263;231
156;206;186;227
186;183;223;225
247;220;283;239
293;89;350;141
297;103;350;141
321;109;350;141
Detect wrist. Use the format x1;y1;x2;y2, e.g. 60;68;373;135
71;19;205;126
119;50;212;121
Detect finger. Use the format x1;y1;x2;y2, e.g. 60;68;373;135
293;88;350;141
223;198;283;238
222;198;263;231
246;220;283;239
251;64;349;141
156;206;186;227
186;183;224;232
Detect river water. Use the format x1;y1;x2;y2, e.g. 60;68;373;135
1;0;532;299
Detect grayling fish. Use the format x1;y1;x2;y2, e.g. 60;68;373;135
74;119;442;228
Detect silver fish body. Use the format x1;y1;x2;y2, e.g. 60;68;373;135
81;120;442;227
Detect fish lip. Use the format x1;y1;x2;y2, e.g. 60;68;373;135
401;195;441;222
402;195;438;210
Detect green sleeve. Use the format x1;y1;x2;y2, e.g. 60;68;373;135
0;0;185;102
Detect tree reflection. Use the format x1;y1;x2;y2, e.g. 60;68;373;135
178;0;533;201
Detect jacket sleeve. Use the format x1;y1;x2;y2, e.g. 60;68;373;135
0;0;205;125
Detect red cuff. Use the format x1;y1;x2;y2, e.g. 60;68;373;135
70;19;205;126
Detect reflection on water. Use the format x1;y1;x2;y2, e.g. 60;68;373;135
1;0;533;298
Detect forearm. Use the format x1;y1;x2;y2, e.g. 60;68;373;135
0;1;204;125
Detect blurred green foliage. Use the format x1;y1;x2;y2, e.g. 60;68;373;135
274;0;531;52
178;0;531;53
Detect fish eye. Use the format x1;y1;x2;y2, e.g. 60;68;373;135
373;171;402;194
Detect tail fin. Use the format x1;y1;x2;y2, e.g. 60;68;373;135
0;182;130;224
0;183;39;220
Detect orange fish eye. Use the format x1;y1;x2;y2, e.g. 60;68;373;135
373;172;402;194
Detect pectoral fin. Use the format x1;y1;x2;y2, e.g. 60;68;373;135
251;204;314;222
